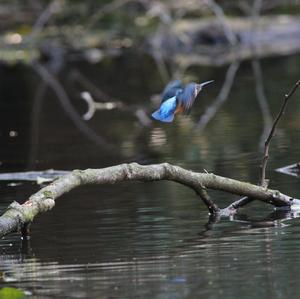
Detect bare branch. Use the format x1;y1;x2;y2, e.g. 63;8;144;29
31;62;118;151
1;163;300;238
30;0;62;37
223;196;254;213
260;79;300;186
80;91;122;121
229;79;300;211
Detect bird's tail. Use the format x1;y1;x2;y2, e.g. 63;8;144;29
152;110;175;122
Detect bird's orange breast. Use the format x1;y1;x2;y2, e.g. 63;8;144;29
175;105;184;114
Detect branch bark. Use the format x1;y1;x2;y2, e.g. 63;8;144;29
1;163;300;238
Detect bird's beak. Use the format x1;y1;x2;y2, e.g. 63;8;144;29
195;80;214;96
200;80;214;88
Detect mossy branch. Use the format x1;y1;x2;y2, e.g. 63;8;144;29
1;163;300;238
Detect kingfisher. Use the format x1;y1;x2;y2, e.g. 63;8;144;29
152;80;214;122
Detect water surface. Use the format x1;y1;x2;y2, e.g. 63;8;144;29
0;54;300;298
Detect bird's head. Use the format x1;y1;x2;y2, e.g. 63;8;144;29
194;84;202;97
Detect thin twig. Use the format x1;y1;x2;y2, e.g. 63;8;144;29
231;79;300;209
224;79;300;211
260;79;300;186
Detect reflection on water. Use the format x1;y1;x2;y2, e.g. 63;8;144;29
0;53;300;298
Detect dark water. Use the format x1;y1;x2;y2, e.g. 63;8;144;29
0;53;300;298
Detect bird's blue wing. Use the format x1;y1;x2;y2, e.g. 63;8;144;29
152;96;177;122
161;80;183;102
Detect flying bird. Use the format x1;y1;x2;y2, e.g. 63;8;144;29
152;80;214;122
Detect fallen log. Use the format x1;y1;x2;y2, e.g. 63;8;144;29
152;15;300;66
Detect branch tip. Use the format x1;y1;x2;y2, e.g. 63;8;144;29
260;79;300;186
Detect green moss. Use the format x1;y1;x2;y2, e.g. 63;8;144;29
0;287;25;299
43;191;53;198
